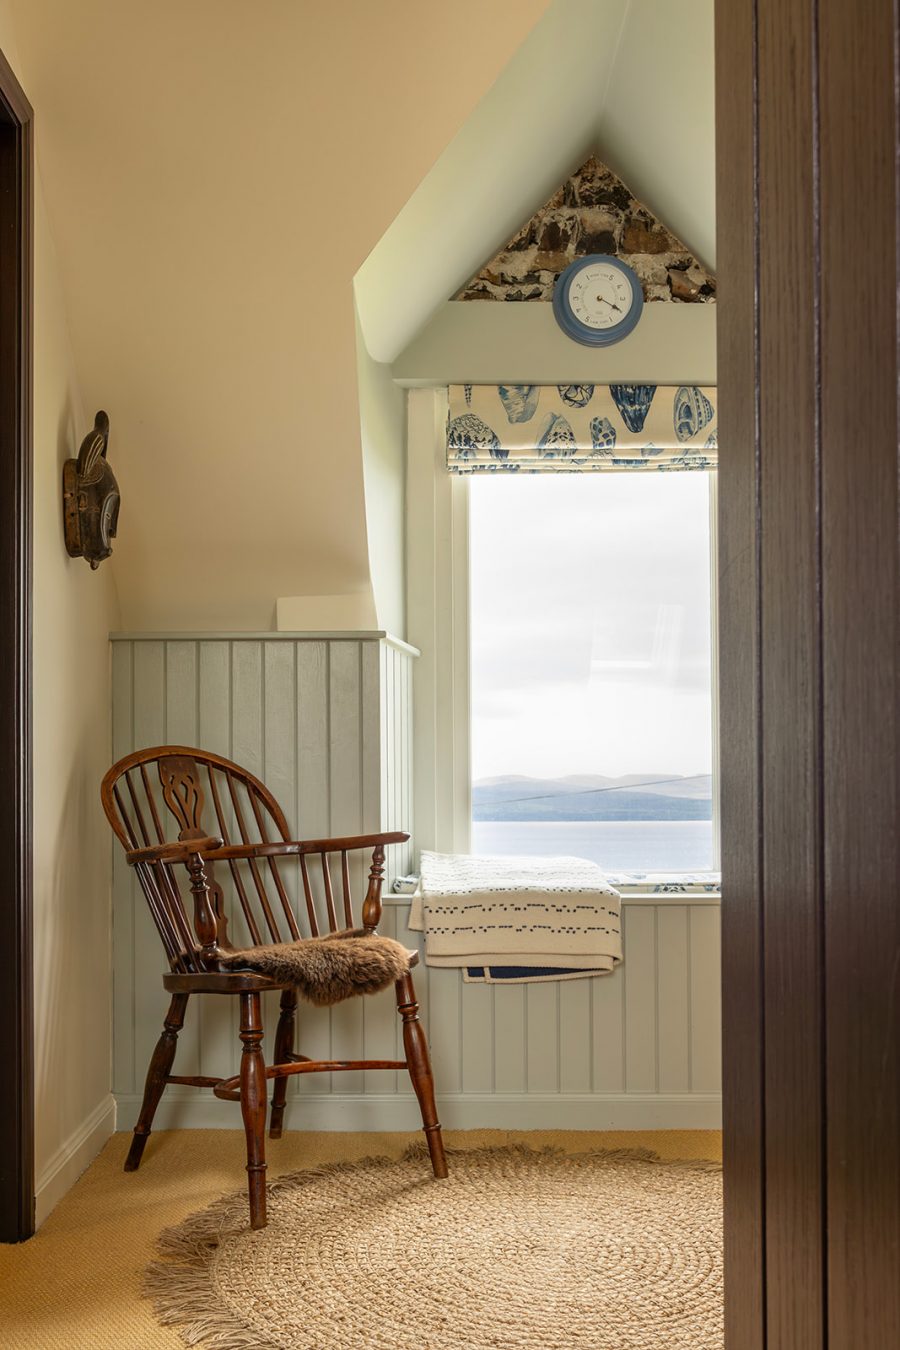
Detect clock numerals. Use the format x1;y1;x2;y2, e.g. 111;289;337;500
568;266;633;329
553;255;644;347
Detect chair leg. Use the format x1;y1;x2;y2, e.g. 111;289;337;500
396;972;449;1180
124;993;189;1172
239;991;268;1229
270;988;297;1139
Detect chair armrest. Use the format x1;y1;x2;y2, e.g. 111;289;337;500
272;831;409;855
212;831;409;860
126;835;223;866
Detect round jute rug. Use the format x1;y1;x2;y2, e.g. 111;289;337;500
147;1145;723;1350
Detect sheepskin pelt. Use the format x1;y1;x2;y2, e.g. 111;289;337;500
219;929;412;1006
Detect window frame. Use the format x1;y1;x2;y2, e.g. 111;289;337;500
407;386;721;879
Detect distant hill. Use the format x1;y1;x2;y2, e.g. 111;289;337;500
472;774;712;822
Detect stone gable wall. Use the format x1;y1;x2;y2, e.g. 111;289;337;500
456;155;716;303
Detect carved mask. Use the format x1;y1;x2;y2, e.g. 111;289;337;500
62;410;119;568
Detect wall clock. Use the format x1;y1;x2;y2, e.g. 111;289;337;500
552;255;644;347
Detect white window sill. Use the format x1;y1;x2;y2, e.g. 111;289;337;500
606;871;721;897
389;872;722;904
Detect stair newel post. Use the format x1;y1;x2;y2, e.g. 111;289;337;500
185;849;219;966
362;843;385;933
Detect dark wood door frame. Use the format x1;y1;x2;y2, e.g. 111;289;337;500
0;46;33;1243
717;1;899;1346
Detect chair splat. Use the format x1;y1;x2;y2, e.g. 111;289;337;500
158;755;208;841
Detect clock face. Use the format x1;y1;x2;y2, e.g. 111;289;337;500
567;261;635;330
552;255;644;347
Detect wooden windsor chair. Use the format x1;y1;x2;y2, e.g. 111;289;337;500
101;745;447;1229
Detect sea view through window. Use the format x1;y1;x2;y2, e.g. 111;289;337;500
469;471;715;873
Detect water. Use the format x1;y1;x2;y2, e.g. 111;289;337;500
471;820;714;873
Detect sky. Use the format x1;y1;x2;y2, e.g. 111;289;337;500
469;470;714;781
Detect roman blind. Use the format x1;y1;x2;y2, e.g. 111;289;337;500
446;384;717;473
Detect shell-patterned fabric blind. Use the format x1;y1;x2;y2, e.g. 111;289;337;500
446;384;717;473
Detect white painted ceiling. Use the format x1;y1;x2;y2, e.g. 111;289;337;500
10;0;714;630
357;0;715;364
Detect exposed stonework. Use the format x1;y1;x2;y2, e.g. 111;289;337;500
455;156;716;303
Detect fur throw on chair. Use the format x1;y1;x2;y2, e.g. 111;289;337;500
219;929;413;1006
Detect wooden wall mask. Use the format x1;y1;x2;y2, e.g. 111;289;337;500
62;410;120;568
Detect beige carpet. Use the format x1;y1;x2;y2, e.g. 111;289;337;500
0;1129;722;1349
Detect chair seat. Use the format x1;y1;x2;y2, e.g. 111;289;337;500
214;931;416;1007
164;944;419;997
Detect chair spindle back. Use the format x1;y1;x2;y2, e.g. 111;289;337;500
101;746;383;972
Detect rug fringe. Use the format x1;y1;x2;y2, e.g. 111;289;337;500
145;1262;282;1349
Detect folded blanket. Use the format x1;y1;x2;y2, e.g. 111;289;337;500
462;964;607;985
409;851;622;980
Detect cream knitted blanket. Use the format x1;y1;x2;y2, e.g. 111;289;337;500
408;851;622;973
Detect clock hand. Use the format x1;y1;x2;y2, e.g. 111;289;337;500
595;295;623;313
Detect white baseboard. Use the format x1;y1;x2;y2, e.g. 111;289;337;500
115;1092;721;1133
36;1094;117;1227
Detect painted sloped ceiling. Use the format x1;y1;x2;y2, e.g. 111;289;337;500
357;0;715;364
10;0;551;630
599;0;716;274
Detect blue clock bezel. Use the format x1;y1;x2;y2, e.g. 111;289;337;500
552;255;644;347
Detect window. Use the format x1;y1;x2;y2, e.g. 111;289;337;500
469;471;716;873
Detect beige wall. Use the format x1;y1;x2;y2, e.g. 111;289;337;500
0;4;121;1223
9;0;550;634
